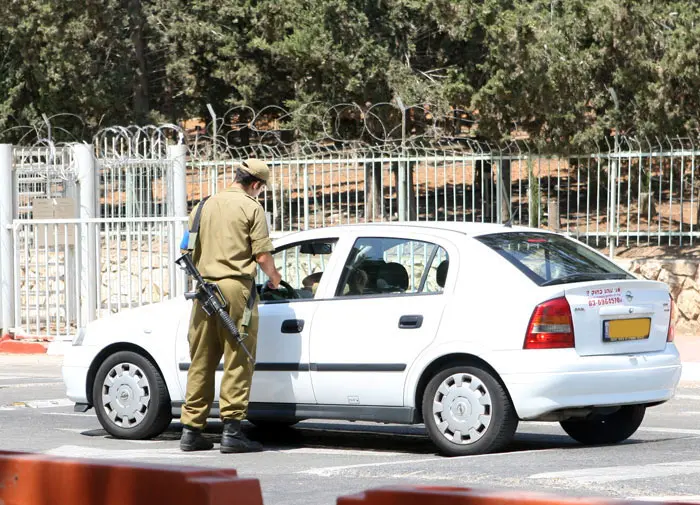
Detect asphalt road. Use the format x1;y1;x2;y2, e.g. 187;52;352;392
1;354;700;505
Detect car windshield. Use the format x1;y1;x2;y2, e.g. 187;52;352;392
475;232;633;286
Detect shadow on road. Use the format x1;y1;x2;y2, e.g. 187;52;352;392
75;421;621;456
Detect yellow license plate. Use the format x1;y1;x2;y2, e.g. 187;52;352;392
604;318;651;341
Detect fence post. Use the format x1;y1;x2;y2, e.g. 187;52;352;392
0;144;14;336
395;96;407;222
609;159;617;259
168;144;188;296
303;162;310;230
74;143;97;326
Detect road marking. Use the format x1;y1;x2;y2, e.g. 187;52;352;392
1;399;74;410
529;460;700;483
277;448;405;457
637;427;700;436
0;382;64;389
631;496;700;502
527;422;700;437
676;394;700;401
13;399;74;409
46;413;94;417
44;445;217;460
298;448;562;477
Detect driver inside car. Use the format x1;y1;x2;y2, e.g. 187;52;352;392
301;271;324;295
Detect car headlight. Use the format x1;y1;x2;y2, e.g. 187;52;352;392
72;327;86;346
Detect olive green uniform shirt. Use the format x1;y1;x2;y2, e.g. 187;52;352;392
190;187;274;281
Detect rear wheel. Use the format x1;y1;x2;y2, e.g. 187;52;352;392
560;405;646;445
422;365;518;456
92;351;172;439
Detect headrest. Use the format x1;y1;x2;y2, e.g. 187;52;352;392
436;260;449;288
376;262;409;291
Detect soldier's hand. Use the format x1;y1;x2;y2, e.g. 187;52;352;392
267;272;282;290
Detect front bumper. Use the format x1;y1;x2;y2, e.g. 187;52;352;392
61;344;100;405
498;344;682;420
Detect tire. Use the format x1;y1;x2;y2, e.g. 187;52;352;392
92;351;172;440
422;365;518;456
560;405;646;445
247;418;299;430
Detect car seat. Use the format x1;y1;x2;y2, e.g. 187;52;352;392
376;262;409;292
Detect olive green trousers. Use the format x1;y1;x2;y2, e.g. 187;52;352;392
180;278;258;429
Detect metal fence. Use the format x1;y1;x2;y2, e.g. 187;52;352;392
10;218;188;337
4;104;700;339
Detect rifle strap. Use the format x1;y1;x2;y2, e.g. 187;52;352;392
185;196;211;251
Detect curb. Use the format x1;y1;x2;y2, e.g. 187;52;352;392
0;335;48;354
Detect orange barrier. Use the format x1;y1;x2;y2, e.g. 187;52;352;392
336;486;664;505
0;450;264;505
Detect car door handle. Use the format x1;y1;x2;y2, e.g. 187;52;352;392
398;315;423;329
281;319;304;333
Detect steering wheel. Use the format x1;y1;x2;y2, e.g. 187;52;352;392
260;279;299;301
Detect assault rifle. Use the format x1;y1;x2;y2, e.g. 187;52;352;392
175;252;255;364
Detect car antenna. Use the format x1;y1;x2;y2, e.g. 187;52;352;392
503;205;516;228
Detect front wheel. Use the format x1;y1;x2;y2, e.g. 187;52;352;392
92;351;172;439
422;365;518;456
560;405;646;445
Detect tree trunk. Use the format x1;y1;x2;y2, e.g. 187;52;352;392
499;159;512;223
364;162;383;221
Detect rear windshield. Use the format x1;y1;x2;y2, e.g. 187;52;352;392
475;232;633;287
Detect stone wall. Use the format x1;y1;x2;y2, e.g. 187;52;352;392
618;259;700;336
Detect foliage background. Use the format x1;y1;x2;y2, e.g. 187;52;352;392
1;0;698;150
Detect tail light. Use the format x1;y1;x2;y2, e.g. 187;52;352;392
667;297;676;343
525;297;575;349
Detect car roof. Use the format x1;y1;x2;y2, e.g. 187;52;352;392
271;221;554;241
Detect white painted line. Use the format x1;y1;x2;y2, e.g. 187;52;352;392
676;394;700;401
0;382;64;389
44;445;217;460
529;460;700;483
1;399;74;410
638;427;700;436
631;496;700;503
46;413;94;418
277;447;404;457
18;399;74;409
527;421;700;437
298;448;562;477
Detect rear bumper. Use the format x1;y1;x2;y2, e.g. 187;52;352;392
498;344;682;419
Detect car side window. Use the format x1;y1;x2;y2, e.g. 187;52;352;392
335;237;449;297
257;239;337;301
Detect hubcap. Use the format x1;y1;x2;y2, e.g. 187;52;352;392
432;372;492;445
101;362;151;428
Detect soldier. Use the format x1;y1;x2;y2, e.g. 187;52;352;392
179;159;282;453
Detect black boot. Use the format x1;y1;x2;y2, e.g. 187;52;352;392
220;420;263;453
180;425;214;452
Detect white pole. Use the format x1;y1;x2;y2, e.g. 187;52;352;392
74;143;97;326
168;143;188;296
0;144;14;336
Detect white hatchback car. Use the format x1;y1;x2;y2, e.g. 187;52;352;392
62;222;682;456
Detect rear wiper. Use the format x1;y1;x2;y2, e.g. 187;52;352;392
540;272;628;287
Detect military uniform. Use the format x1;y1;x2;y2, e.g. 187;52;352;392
180;160;273;438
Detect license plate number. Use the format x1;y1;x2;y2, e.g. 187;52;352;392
603;318;651;342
